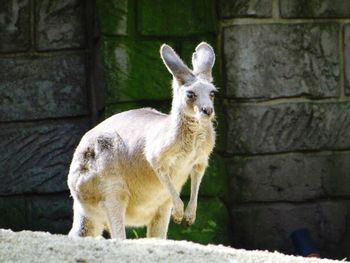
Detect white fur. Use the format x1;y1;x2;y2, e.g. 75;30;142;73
68;42;217;239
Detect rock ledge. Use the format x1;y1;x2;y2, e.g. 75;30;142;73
0;229;345;263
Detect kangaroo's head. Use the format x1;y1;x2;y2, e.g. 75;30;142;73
160;42;217;123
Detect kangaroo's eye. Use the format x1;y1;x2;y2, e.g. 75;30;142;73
186;91;196;99
210;91;215;99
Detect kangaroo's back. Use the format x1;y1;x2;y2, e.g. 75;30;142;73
86;108;168;151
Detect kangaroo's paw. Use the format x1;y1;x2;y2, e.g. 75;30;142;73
183;206;196;227
171;199;184;224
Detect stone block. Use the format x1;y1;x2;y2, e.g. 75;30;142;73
231;202;350;257
223;24;339;99
96;0;127;36
137;0;216;36
226;102;350;154
35;0;86;50
168;198;231;245
229;152;350;202
27;194;73;234
101;38;172;103
0;119;89;195
182;154;229;198
0;0;30;52
219;0;272;18
213;101;228;153
280;0;350;18
0;196;26;231
322;152;350;197
0;54;88;121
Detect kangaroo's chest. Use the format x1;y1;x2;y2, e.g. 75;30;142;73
166;136;207;182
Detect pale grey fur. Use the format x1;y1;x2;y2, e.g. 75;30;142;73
68;42;217;239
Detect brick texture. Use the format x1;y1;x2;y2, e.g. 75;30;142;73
226;102;350;154
223;24;339;99
35;0;86;50
229;152;350;202
137;0;216;36
102;39;172;103
280;0;350;18
96;0;127;36
0;0;91;238
0;120;89;195
219;0;272;18
0;55;88;121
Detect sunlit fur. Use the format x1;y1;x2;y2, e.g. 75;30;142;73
68;42;217;239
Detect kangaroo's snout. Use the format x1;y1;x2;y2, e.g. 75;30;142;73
200;106;213;116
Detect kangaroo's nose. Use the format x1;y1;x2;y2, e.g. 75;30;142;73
201;106;213;116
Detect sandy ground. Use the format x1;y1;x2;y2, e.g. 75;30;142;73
0;229;347;263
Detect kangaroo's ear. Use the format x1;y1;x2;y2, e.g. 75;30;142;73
160;44;195;85
192;42;215;82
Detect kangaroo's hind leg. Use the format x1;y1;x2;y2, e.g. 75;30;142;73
147;199;172;239
100;178;129;240
69;200;104;237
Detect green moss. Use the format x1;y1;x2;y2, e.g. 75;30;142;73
168;198;231;245
138;0;217;36
123;198;232;245
126;227;146;239
182;154;229;198
101;38;173;103
96;0;128;35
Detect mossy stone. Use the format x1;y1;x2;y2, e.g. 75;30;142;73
101;38;173;103
219;0;272;18
182;154;228;198
125;198;232;245
138;0;217;36
96;0;128;35
168;198;231;245
280;0;350;18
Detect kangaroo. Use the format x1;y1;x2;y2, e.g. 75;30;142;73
67;42;217;239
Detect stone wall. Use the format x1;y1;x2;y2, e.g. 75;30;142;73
0;0;96;233
220;0;350;259
2;0;350;260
